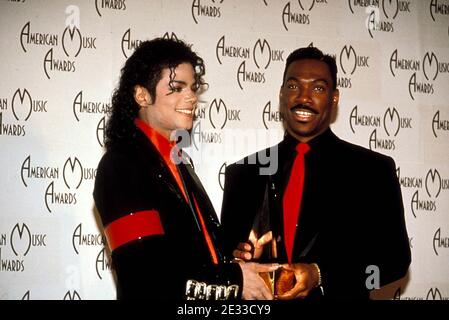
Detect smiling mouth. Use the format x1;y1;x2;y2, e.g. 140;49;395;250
175;108;194;116
291;105;317;121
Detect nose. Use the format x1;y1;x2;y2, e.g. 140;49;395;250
185;89;198;106
296;86;312;105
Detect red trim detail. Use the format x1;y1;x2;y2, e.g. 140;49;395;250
135;118;189;202
104;210;164;251
192;196;219;265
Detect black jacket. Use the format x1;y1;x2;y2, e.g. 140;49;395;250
221;129;411;299
93;130;242;300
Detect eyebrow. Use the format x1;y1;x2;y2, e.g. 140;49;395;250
169;80;187;85
285;76;330;85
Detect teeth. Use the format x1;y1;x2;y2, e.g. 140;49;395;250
176;109;193;115
294;110;313;116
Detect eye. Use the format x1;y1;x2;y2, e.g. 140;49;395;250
313;86;325;92
167;84;184;94
286;83;298;90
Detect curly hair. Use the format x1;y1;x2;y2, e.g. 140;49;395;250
105;37;206;149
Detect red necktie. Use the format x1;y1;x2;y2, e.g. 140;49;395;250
283;143;310;263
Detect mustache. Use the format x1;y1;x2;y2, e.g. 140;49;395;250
290;104;318;114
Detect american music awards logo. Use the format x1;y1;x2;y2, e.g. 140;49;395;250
208;98;241;129
0;88;48;137
191;0;223;24
348;106;412;151
389;49;449;101
121;31;181;58
71;223;110;280
347;0;412;39
215;36;284;90
95;247;113;280
433;228;449;257
281;0;330;31
429;0;449;22
72;90;110;147
19;19;97;79
121;28;144;58
218;162;226;191
262;101;283;129
398;166;449;219
72;223;105;255
191;98;241;151
95;0;127;17
0;223;47;272
393;286;449;300
63;290;82;300
334;45;370;90
432;110;449;138
20;155;97;213
97;116;106;147
191;100;218;150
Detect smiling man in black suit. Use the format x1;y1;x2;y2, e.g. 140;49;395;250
221;46;411;300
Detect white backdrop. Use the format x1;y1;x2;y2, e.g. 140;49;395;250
0;0;448;300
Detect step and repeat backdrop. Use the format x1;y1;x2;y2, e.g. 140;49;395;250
0;0;448;300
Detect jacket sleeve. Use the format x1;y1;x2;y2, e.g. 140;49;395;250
93;150;242;300
316;155;411;299
366;156;411;286
220;163;267;258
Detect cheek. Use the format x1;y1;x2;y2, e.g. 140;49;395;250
279;99;288;115
280;94;293;109
314;97;330;111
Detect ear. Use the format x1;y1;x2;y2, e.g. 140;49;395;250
134;85;152;108
331;89;340;108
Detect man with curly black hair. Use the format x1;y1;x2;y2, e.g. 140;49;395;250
93;38;277;300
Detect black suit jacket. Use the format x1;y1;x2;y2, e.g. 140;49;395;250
93;130;241;300
221;129;411;299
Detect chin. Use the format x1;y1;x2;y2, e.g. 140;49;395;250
290;127;315;137
177;125;193;133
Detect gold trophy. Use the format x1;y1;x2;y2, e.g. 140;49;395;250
249;184;296;296
249;229;296;296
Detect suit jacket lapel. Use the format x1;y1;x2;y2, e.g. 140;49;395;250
137;131;188;206
179;160;220;226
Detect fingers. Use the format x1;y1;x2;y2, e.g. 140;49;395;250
260;284;274;300
237;242;253;252
239;262;275;300
279;263;293;271
233;242;253;261
274;263;314;300
233;249;252;261
275;283;306;300
252;262;280;273
243;285;274;300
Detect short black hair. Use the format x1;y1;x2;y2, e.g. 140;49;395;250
282;46;337;90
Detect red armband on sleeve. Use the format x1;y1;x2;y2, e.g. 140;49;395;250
104;210;164;251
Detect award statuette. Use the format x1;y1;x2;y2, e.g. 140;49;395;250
250;183;296;296
253;234;296;296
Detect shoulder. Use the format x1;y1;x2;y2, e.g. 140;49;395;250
226;144;278;176
98;133;160;172
97;143;139;174
95;138;162;189
335;137;395;168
